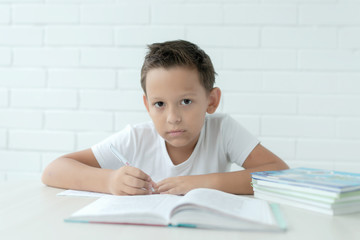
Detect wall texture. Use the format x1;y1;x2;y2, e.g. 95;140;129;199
1;0;360;181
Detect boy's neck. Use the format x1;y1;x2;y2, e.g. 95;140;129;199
165;138;198;166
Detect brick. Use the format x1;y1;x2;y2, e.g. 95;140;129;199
46;26;113;46
0;130;6;148
261;116;335;138
263;72;338;93
0;150;41;171
223;49;297;70
223;93;297;114
336;118;360;139
262;27;337;48
48;69;116;89
259;137;296;160
299;95;360;116
13;5;79;24
152;4;222;25
0;89;8;107
333;163;360;174
287;161;334;170
0;27;43;46
116;27;185;46
45;0;114;2
336;74;360;94
0;0;43;2
6;172;42;181
11;89;77;109
217;71;262;92
0;110;43;129
0;173;5;182
297;139;360;161
0;69;46;88
118;70;142;90
115;111;150;131
13;48;79;67
9;130;75;151
339;28;360;49
0;5;10;23
299;50;360;70
45;111;113;131
224;4;297;25
217;97;224;112
46;0;114;2
80;48;145;68
0;48;11;66
81;4;149;24
203;48;223;71
261;0;336;2
187;27;259;47
300;4;360;25
80;90;144;111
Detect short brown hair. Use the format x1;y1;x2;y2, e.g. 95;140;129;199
140;40;216;94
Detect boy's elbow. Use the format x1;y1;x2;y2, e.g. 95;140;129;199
41;167;51;186
275;158;289;171
41;160;57;186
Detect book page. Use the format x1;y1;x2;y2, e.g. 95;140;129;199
172;188;276;226
69;194;182;225
57;190;110;198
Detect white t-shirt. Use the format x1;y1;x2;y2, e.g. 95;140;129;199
91;113;259;182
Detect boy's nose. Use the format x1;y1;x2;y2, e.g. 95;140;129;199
167;107;181;124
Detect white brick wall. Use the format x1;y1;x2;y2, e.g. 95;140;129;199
1;0;360;181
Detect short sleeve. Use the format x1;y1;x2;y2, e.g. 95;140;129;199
91;125;134;170
221;115;259;166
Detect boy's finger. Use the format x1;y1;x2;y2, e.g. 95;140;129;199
124;175;152;189
125;166;152;182
122;185;152;195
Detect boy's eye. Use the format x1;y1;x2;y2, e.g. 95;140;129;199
154;102;164;108
181;99;192;105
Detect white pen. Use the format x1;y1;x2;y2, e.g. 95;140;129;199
109;144;130;166
109;144;155;192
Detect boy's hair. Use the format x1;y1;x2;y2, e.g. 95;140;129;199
141;40;216;94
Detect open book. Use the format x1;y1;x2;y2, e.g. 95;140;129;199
65;188;286;231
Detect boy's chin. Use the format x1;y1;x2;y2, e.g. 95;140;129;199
164;136;199;150
165;139;191;149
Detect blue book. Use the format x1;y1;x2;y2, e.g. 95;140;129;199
251;167;360;193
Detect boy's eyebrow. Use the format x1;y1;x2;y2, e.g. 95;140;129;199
148;97;163;101
149;92;198;101
179;92;198;98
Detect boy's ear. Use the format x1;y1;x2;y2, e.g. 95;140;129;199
143;94;150;113
206;87;221;114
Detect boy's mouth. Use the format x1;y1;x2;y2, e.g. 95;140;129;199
167;130;185;137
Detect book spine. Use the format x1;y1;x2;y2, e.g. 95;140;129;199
269;204;287;231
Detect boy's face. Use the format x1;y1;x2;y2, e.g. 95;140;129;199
143;67;218;151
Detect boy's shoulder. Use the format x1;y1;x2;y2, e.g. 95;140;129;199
118;121;159;145
205;113;232;123
128;120;156;135
204;113;237;133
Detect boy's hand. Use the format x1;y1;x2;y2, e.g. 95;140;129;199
107;166;155;195
155;175;204;195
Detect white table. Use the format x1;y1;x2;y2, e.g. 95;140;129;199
1;181;359;240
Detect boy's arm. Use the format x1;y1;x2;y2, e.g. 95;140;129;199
155;144;289;195
41;148;154;195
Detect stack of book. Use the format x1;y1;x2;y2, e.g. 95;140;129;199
251;167;360;215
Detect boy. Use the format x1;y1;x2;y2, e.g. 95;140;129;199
42;40;288;196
